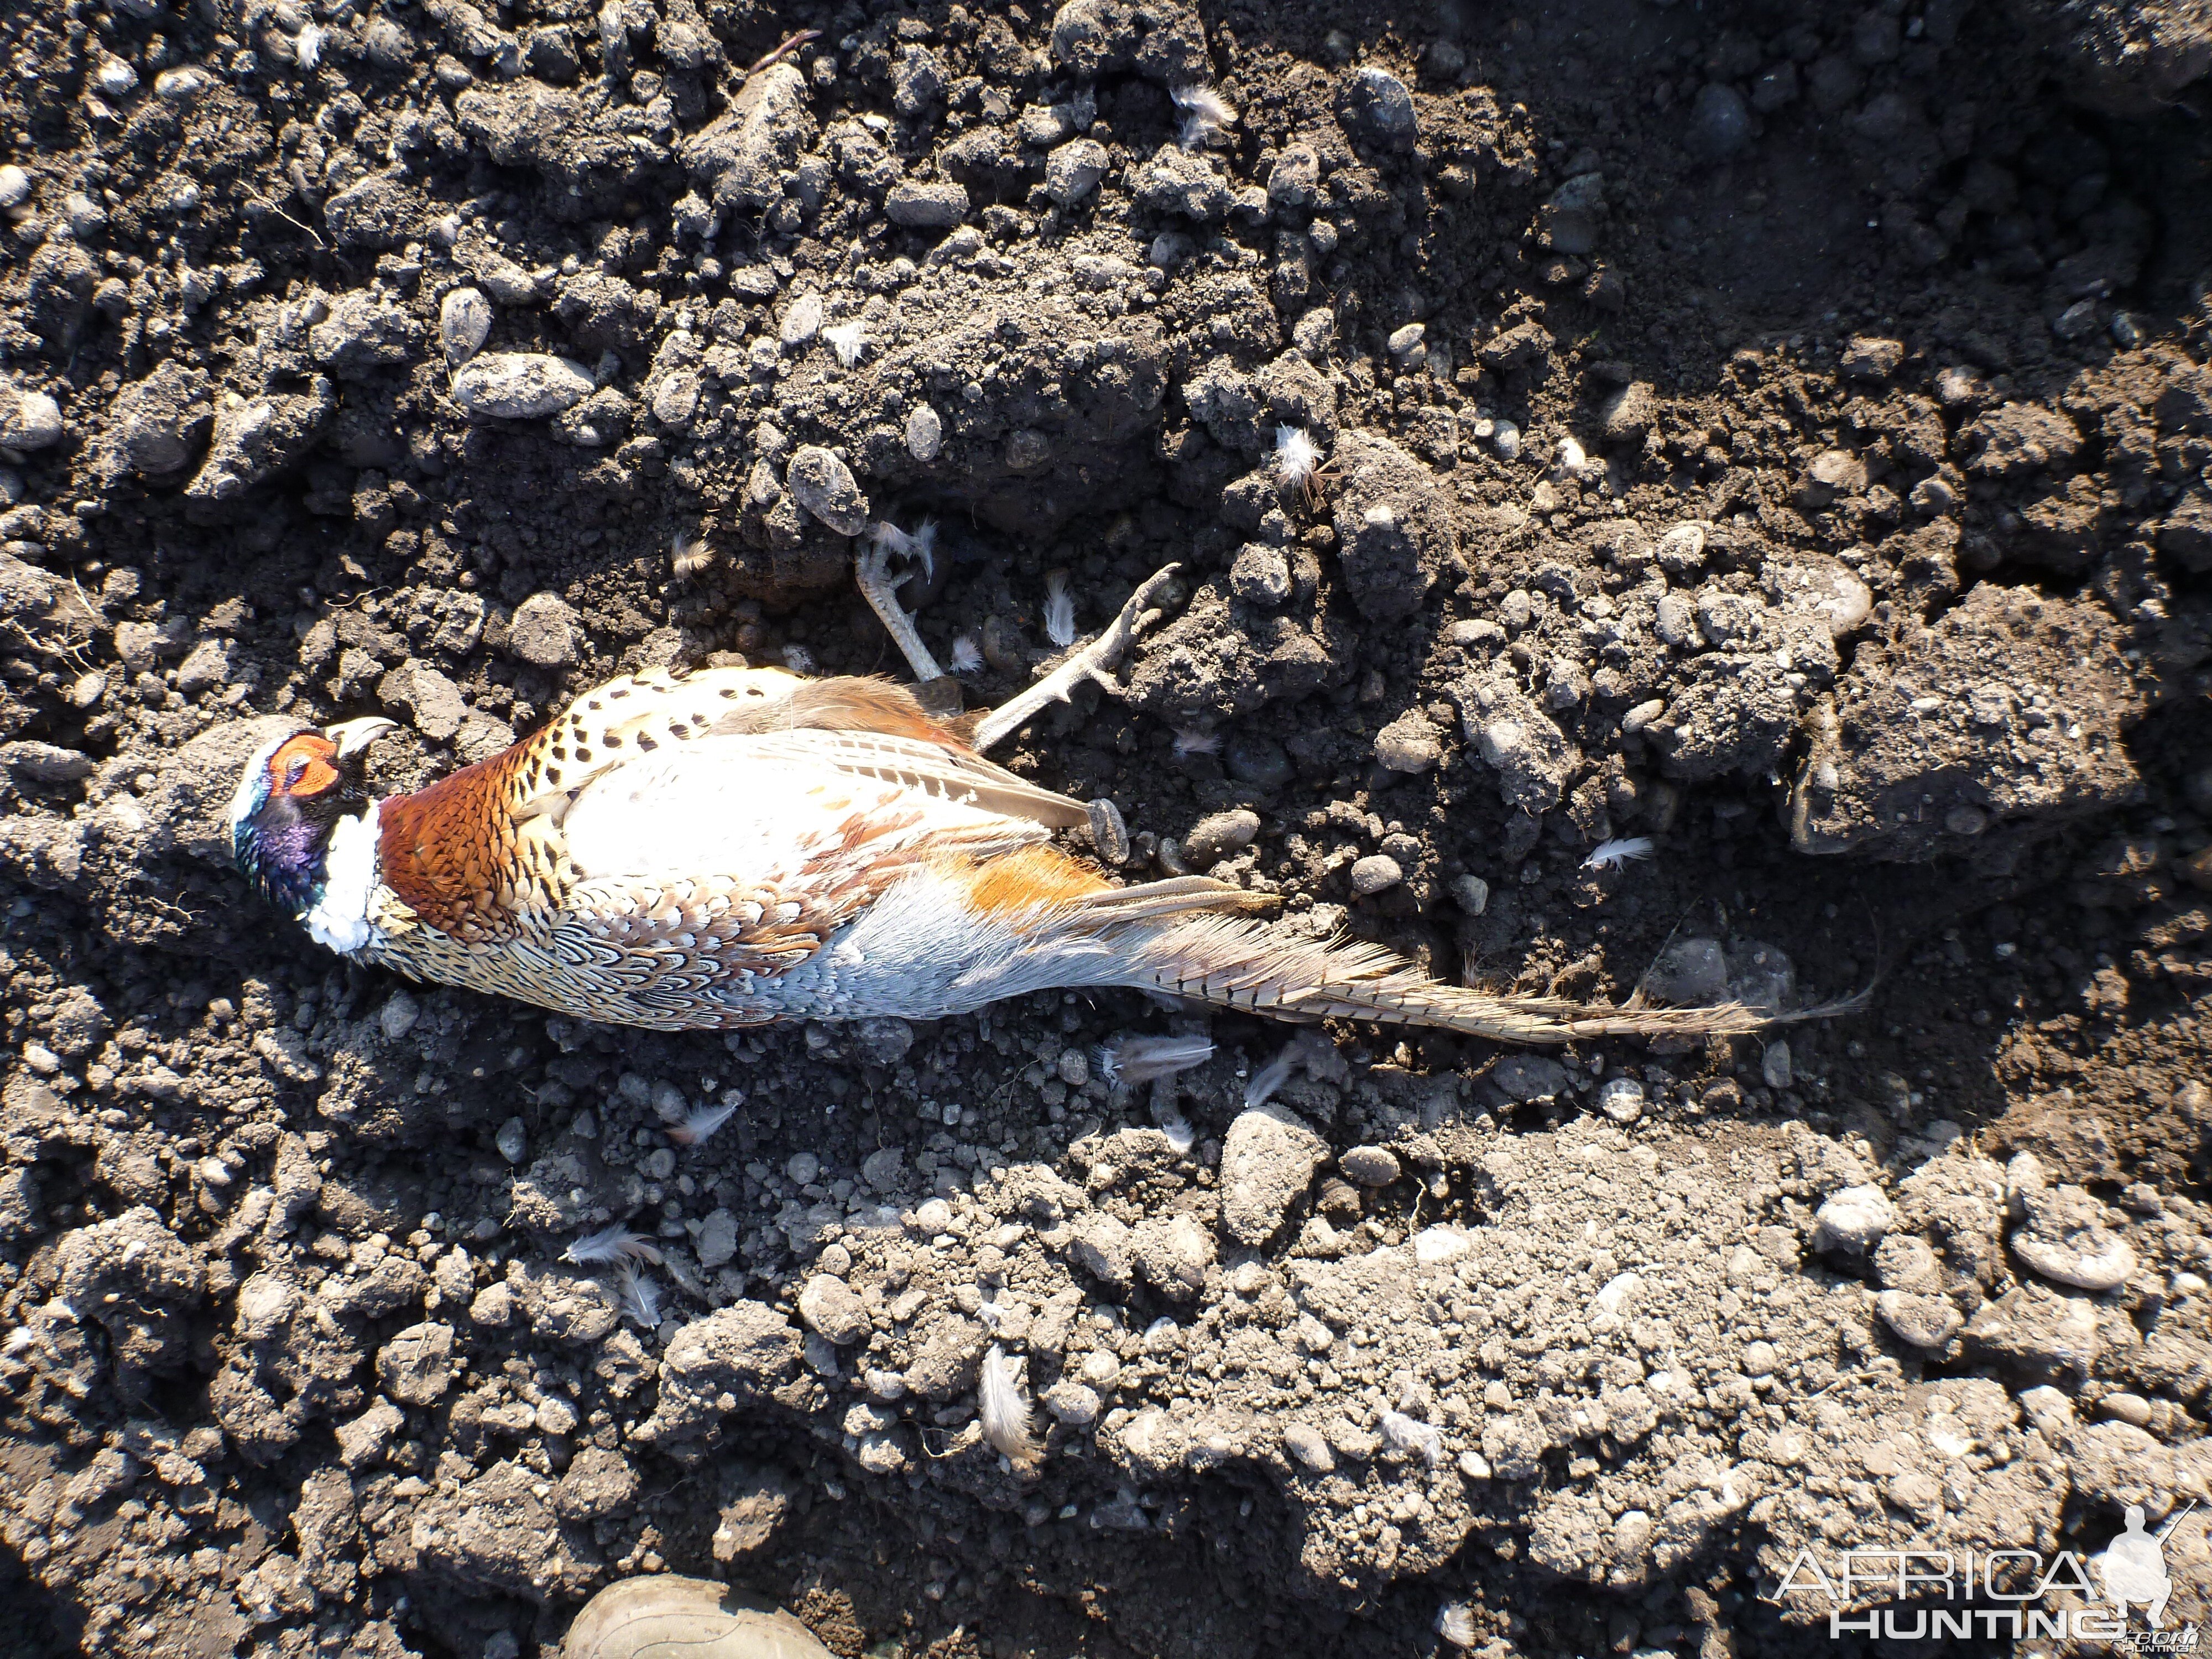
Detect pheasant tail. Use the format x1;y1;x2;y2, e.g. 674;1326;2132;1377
1122;915;1862;1043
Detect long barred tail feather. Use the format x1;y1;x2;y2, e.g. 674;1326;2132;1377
1122;915;1866;1044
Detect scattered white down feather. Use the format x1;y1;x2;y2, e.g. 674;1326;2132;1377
1381;1410;1446;1468
1274;424;1322;491
1155;1113;1196;1155
562;1225;664;1267
294;23;324;69
979;1343;1041;1471
1096;1034;1215;1087
1243;1044;1299;1109
780;644;815;674
910;517;938;581
1436;1602;1480;1649
822;321;868;368
1172;727;1221;758
1582;836;1656;871
615;1260;662;1328
669;1100;736;1146
671;526;713;577
1043;569;1077;648
1172;82;1237;147
948;635;984;675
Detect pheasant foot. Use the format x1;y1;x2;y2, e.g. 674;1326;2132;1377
972;564;1182;754
855;539;943;682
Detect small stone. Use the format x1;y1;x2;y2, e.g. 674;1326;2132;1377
797;1274;870;1344
1457;1451;1491;1481
785;445;868;537
1338;1146;1401;1187
1451;874;1490;915
1840;336;1905;379
778;290;822;349
378;991;421;1042
1761;1040;1793;1089
507;592;580;667
469;1283;514;1326
1183;809;1260;867
1349;854;1402;895
1491;419;1521;461
0;166;30;210
450;353;594;420
695;1209;738;1269
0;383;64;451
1375;711;1442;773
95;56;139;97
1044;137;1110;206
438;287;493;366
1284;1422;1335;1473
1876;1290;1963;1350
1685;83;1752;161
1814;1185;1897;1254
377;1322;456;1404
1597;1077;1644;1122
1224;732;1294;790
1220;1105;1328;1246
886;181;971;228
1740;1339;1778;1376
495;1118;528;1164
1042;1381;1101;1427
905;404;943;462
1490;1055;1570;1102
2011;1186;2137;1292
1228;541;1291;606
2017;1385;2075;1436
1337;65;1418;149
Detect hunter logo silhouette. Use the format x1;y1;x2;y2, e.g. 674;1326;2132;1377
2099;1501;2197;1630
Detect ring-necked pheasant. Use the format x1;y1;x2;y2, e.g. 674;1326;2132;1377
229;556;1825;1041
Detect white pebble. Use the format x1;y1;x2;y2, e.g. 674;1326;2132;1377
1491;419;1521;461
1597;1077;1644;1122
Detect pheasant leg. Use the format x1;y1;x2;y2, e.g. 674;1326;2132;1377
971;564;1181;754
854;540;943;682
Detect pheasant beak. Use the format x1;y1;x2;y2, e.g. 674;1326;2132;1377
323;717;398;758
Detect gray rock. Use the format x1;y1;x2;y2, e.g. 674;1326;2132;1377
376;1322;456;1404
106;361;210;477
0;380;63;450
1131;1213;1215;1300
1490;1055;1570;1102
1339;1146;1401;1187
1229;541;1292;605
0;165;28;210
439;286;494;366
1685;83;1752;161
309;290;424;377
1221;1105;1328;1245
1814;1184;1897;1253
1337;66;1418;149
1349;853;1402;895
1597;1077;1645;1122
1134;146;1230;221
1645;937;1729;1003
886;181;971;228
785;446;868;536
185;380;337;503
893;43;943;117
905;404;943;462
1451;873;1489;915
378;660;470;742
1183;809;1260;867
684;63;816;212
797;1274;870;1344
507;592;580;667
1454;669;1579;815
1225;732;1294;790
1044;138;1110;206
1284;1421;1335;1472
2011;1186;2137;1292
1331;431;1456;621
1875;1290;1962;1350
1043;1380;1101;1427
1374;711;1442;773
450;352;594;420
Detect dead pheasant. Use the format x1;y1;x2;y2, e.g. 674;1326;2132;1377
229;556;1826;1042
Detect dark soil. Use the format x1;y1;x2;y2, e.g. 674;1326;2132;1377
1;0;2209;1654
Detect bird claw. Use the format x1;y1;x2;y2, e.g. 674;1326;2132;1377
854;539;943;682
972;564;1183;754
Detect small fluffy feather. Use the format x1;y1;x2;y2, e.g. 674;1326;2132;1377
948;635;984;675
1381;1409;1446;1468
1043;570;1077;648
1243;1044;1298;1109
1436;1603;1480;1649
294;23;324;69
1582;836;1656;871
615;1261;662;1328
562;1225;665;1267
1155;1113;1196;1155
1097;1034;1215;1086
671;527;713;577
669;1100;737;1146
1275;425;1321;484
910;517;939;581
781;644;816;674
1172;727;1220;759
979;1343;1042;1471
1172;83;1237;147
823;321;868;368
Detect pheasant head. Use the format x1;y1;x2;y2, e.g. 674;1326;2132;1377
227;717;396;946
